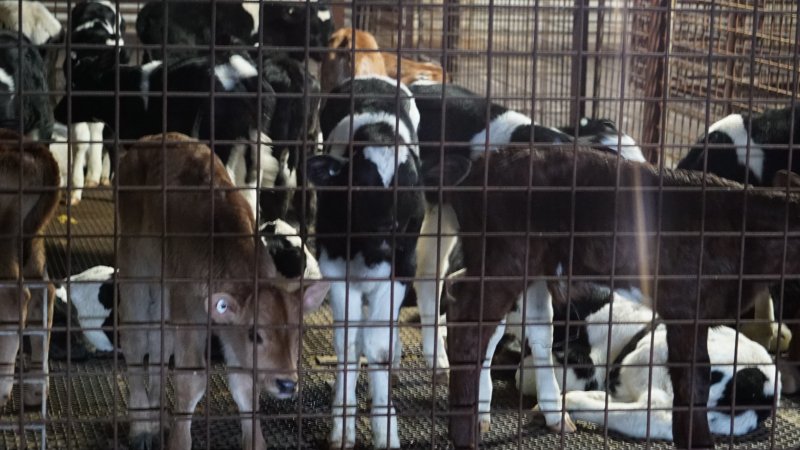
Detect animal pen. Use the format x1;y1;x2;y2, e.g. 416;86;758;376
0;0;796;449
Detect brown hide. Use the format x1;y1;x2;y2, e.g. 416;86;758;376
438;147;798;449
0;129;59;409
117;133;327;450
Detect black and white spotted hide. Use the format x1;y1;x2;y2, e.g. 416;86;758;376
514;291;779;440
53;53;278;218
309;75;424;448
557;117;645;162
259;218;321;285
677;105;800;186
68;0;129;72
0;30;52;140
50;266;116;361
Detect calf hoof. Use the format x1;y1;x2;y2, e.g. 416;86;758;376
778;360;800;394
479;416;491;434
130;432;162;450
434;370;449;386
22;386;45;408
533;405;577;434
85;180;99;188
69;196;81;206
769;323;793;353
100;177;111;186
328;441;355;450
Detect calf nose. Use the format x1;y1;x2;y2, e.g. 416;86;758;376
276;378;297;395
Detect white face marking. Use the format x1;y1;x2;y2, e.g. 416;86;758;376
229;54;258;78
241;1;261;35
708;113;765;182
363;145;410;187
317;9;331;22
469;110;532;158
0;68;15;92
215;56;258;91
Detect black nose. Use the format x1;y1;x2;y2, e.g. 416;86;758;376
276;378;297;394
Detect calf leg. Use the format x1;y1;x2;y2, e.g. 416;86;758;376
84;122;105;187
22;283;54;408
565;389;674;440
120;281;167;449
478;320;505;433
228;373;267;450
329;281;363;450
0;286;29;408
68;123;90;205
447;280;518;449
414;203;459;376
166;327;207;450
666;323;714;449
527;281;575;432
363;282;405;449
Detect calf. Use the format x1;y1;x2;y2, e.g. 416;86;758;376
320;28;387;94
382;53;446;85
118;133;328;450
0;30;53;140
308;75;424;449
54;53;278;218
430;145;798;449
59;0;129;204
410;82;642;379
136;0;332;63
513;290;778;440
0;129;60;409
677;105;800;393
0;0;63;95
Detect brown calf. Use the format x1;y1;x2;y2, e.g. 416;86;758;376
382;52;447;85
429;146;798;449
117;133;329;450
0;129;60;409
320;27;387;93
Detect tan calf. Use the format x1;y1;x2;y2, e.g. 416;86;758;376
0;129;60;409
117;133;329;450
382;52;447;85
320;27;387;93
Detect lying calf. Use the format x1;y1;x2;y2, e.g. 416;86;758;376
118;133;329;450
515;290;779;440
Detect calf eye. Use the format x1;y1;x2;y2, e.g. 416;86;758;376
248;326;264;345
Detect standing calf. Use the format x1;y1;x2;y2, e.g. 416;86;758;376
118;133;329;450
430;146;796;449
308;75;424;449
0;130;60;409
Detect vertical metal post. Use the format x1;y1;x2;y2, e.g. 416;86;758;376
570;0;590;122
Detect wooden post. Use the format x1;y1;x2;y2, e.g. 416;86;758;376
639;0;672;164
570;0;590;123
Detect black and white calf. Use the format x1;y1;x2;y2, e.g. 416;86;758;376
53;53;278;217
677;105;800;185
0;0;63;94
56;0;128;205
136;0;332;63
0;30;53;140
308;75;424;449
513;291;779;440
409;81;644;380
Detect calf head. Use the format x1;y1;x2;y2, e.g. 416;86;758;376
309;121;426;250
207;253;329;399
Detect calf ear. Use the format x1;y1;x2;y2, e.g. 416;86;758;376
302;281;330;312
307;155;345;186
208;292;242;324
423;155;472;188
773;169;800;189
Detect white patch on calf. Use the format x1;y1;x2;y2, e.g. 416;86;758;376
139;60;163;109
59;265;116;352
469;110;532;157
363;145;410;187
0;68;15;92
598;133;646;162
709;113;765;182
317;9;331;22
215;55;258;91
242;1;261;35
327;111;417;159
351;75;420;130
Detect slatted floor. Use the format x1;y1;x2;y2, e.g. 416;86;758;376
0;189;797;449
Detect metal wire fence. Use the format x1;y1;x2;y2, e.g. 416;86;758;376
0;0;795;449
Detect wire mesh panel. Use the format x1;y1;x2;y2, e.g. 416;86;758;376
0;0;795;449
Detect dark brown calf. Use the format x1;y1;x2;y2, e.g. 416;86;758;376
0;129;59;409
429;146;797;449
117;133;329;450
